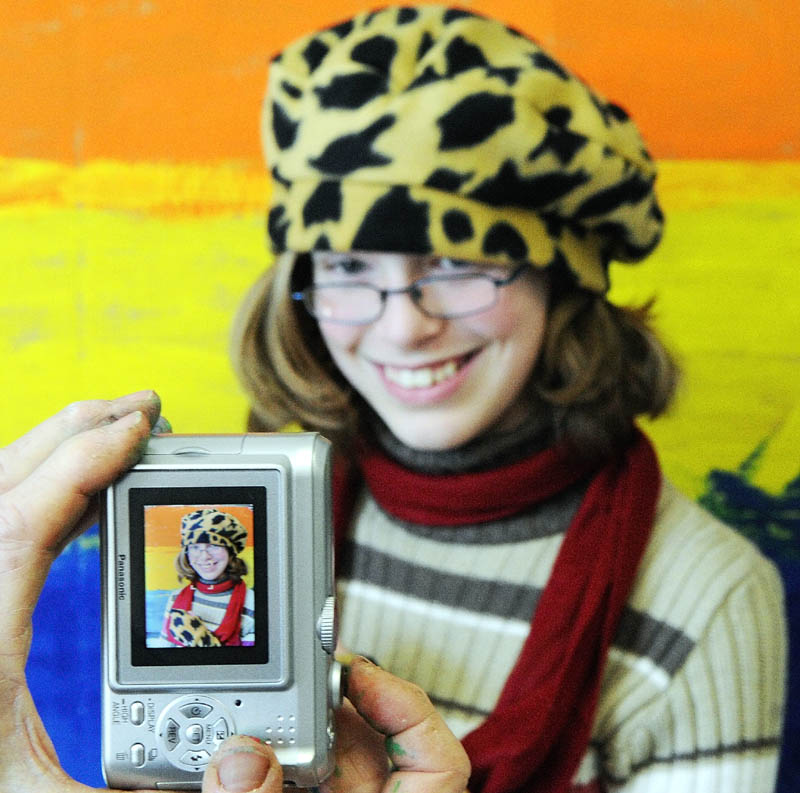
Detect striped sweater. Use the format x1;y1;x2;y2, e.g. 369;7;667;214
161;586;256;645
337;477;786;791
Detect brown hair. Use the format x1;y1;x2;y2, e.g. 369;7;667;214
231;253;679;460
174;550;248;585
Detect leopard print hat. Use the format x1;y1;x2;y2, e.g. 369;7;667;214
180;509;248;557
263;4;663;293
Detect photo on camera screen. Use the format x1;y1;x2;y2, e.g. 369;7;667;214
143;503;256;649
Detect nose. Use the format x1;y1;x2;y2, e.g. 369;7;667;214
373;288;444;347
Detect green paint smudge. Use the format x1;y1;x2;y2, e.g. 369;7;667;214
386;737;408;758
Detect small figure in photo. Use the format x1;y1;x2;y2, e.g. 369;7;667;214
162;508;255;647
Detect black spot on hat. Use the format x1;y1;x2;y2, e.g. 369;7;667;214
272;102;299;150
539;210;566;239
315;72;388;109
573;173;652;220
650;202;664;223
352;186;432;253
407;65;442;90
488;67;520;87
445;36;488;75
528;127;588;166
303;180;343;226
281;80;302;99
190;618;202;629
271;166;291;188
606;102;630;122
532;52;569;80
328;19;354;38
544;106;572;127
303;38;330;73
483;222;528;260
596;221;659;259
211;513;226;524
268;205;290;250
397;7;419;24
180;630;194;643
309;115;395;175
437;92;515;150
444;9;474;23
469;160;590;210
173;614;184;627
351;35;398;73
443;209;474;243
313;234;332;250
416;31;435;61
424;168;473;192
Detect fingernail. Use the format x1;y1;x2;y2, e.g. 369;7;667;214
151;415;172;434
218;744;271;792
113;389;159;405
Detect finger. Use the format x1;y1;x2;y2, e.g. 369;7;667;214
344;658;471;793
0;410;154;662
0;390;161;494
321;698;388;793
2;409;154;553
202;736;283;793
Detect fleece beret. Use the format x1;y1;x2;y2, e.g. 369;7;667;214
263;4;663;293
180;508;248;557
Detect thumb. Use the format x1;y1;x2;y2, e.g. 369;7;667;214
202;736;283;793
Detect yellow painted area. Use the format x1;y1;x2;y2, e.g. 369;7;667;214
610;161;800;496
145;546;255;593
2;158;798;500
1;158;271;438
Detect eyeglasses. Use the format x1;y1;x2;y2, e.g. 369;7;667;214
292;263;528;325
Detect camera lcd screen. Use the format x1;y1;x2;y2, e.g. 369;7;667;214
128;486;269;667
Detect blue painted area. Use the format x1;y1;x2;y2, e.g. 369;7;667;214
26;523;104;787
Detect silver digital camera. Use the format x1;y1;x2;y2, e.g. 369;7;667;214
100;433;340;789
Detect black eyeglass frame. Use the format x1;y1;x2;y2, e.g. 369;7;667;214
291;262;529;325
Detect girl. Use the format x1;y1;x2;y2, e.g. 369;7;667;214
161;508;256;647
233;5;786;792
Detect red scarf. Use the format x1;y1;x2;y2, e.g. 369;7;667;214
168;579;247;647
334;429;660;793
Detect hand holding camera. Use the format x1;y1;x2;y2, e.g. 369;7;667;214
0;393;470;793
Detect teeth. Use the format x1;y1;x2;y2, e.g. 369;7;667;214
384;359;459;389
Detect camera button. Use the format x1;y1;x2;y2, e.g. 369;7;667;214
212;717;230;743
180;703;212;720
165;719;180;751
130;701;145;726
185;724;204;745
180;749;211;768
131;743;145;768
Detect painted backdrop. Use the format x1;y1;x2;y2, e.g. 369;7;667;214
1;1;798;789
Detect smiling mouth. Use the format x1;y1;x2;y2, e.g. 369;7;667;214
383;353;475;389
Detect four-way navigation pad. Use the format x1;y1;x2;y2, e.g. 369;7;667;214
156;695;234;771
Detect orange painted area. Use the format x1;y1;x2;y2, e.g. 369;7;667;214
1;1;798;162
144;504;255;549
